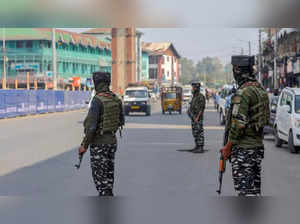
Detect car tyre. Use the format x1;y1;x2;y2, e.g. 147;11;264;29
274;126;282;147
288;130;299;153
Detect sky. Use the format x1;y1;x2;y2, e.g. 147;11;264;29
65;28;260;65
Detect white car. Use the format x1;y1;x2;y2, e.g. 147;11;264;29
274;87;300;153
183;88;192;102
123;86;151;116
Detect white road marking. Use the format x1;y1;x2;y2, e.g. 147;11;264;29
125;123;224;130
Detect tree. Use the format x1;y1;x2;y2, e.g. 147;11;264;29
179;56;233;88
179;57;195;85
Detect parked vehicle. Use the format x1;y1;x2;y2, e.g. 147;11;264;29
218;85;234;125
183;86;192;102
123;86;151;116
263;95;279;135
274;88;300;153
161;86;182;115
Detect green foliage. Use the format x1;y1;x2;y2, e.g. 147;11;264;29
180;56;233;87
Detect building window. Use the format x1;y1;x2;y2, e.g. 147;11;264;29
47;41;51;48
26;41;33;48
16;41;24;48
167;71;170;77
167;56;169;62
150;56;158;64
149;68;158;79
162;69;165;76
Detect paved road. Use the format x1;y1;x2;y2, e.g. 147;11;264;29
1;100;300;223
1;100;300;198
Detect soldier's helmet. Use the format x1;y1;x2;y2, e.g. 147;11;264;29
92;72;111;86
190;80;201;89
231;55;255;75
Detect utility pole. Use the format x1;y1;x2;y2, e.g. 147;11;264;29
2;28;6;89
52;28;57;90
274;29;278;90
258;29;262;84
248;41;251;56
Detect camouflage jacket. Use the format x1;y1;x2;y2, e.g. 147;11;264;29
81;91;124;148
228;81;270;149
188;92;206;121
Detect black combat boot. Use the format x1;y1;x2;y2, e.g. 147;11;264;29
192;146;204;153
99;189;114;197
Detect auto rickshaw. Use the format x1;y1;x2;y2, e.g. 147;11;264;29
161;86;182;114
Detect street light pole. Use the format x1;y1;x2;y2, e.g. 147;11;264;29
248;41;251;56
2;28;6;89
52;28;57;90
274;29;278;90
258;29;262;84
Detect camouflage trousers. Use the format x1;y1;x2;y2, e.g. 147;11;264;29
231;146;264;196
90;144;117;196
191;120;204;147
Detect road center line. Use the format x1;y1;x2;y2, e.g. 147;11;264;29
125;123;224;130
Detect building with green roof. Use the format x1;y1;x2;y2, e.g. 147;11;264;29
0;28;112;87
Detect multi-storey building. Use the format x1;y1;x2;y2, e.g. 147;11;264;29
261;28;300;89
142;42;180;85
0;28;111;88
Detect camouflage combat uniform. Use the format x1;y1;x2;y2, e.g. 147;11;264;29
81;83;124;196
189;91;206;148
227;80;269;196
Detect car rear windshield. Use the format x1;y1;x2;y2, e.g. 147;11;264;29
125;90;148;98
165;93;177;99
295;96;300;113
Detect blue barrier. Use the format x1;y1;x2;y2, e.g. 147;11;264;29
36;90;48;114
46;90;56;113
28;90;37;115
0;90;6;119
55;91;65;112
4;90;18;118
16;90;29;116
0;90;89;119
64;91;70;111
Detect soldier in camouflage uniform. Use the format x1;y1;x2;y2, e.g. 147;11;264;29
188;81;206;153
221;56;270;196
78;72;125;196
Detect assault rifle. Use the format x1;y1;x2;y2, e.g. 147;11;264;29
75;152;84;170
216;153;226;195
217;101;232;195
